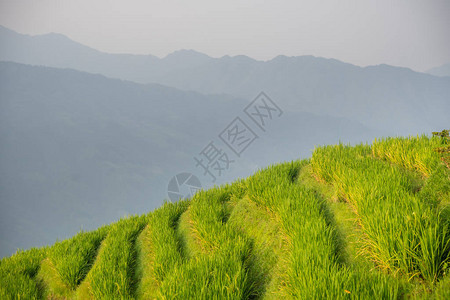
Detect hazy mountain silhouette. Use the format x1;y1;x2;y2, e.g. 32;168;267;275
0;61;378;257
0;25;211;83
156;58;450;135
427;63;450;77
1;25;449;135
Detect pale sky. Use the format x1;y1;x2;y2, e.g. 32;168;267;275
0;0;449;72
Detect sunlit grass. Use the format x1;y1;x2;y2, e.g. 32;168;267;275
1;135;448;299
37;226;109;298
76;215;148;299
135;201;188;299
0;248;47;299
311;139;449;285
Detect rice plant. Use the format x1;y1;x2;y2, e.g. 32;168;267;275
75;214;148;299
246;161;401;299
157;184;254;299
311;141;449;284
135;200;189;299
0;247;47;299
2;135;448;299
37;225;109;298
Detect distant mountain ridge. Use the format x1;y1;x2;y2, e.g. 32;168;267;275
0;25;211;83
427;63;450;77
1;25;449;135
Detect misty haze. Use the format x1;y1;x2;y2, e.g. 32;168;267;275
0;1;449;299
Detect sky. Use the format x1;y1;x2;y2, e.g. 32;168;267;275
0;0;449;72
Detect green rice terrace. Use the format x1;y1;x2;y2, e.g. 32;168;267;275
1;135;449;299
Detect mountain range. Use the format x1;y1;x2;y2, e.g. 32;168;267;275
1;25;449;135
427;63;450;77
0;25;449;257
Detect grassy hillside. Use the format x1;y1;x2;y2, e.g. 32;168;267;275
0;61;378;258
1;135;449;299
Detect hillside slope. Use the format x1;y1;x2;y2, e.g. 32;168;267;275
0;61;379;258
1;135;449;299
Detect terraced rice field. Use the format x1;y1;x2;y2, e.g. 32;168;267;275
1;135;449;299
